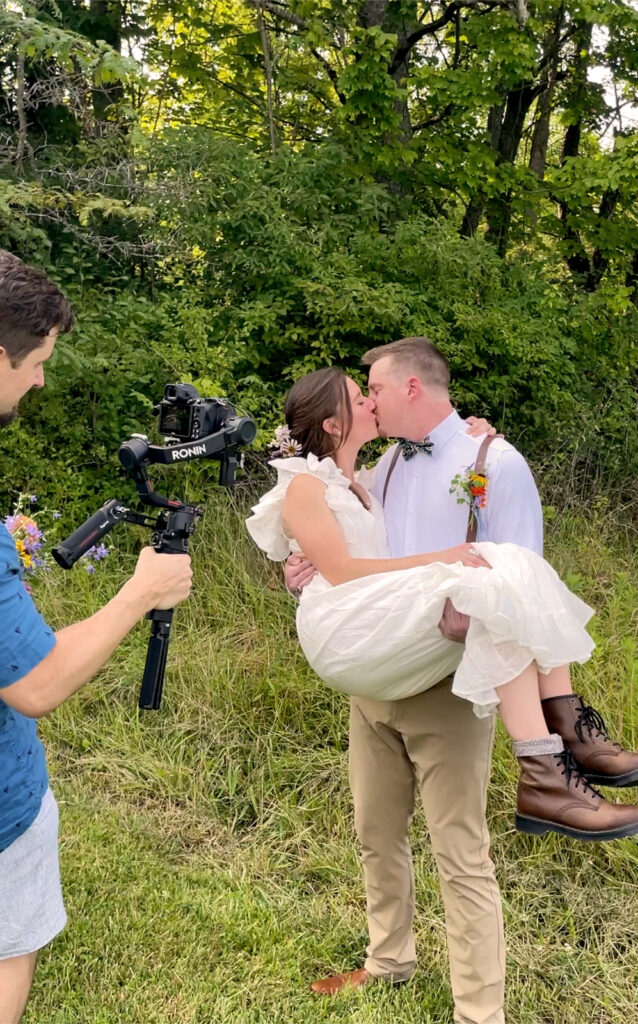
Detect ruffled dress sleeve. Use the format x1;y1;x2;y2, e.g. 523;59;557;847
245;454;351;561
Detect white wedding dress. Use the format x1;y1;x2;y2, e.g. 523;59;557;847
246;454;595;717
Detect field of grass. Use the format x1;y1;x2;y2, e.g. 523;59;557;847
23;482;638;1024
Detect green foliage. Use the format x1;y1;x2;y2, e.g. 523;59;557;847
0;1;637;515
1;139;636;513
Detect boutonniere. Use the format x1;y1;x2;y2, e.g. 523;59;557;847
450;467;488;522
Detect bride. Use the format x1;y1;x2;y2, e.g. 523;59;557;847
246;367;638;841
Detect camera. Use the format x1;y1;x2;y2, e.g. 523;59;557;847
53;382;257;711
156;383;237;442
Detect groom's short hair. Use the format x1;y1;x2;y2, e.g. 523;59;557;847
362;336;450;391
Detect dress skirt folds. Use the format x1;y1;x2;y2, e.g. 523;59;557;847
246;455;595;717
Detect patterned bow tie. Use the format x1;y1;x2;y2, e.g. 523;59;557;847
398;437;433;460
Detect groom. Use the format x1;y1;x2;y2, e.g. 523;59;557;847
286;336;638;1024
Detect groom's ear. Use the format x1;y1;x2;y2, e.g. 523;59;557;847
406;375;422;400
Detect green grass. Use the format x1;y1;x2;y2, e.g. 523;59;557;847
23;486;638;1024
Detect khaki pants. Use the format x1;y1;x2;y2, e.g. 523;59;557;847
349;678;505;1024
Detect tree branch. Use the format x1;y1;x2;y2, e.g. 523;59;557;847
310;47;347;105
412;102;454;132
244;0;306;30
388;2;461;75
256;0;279;153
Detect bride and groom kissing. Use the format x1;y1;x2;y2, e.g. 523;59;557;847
246;335;638;1024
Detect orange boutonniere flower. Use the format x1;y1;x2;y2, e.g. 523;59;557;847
450;468;489;522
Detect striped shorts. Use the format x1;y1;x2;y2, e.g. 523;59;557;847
0;788;66;959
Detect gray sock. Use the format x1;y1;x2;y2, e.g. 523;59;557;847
513;734;564;757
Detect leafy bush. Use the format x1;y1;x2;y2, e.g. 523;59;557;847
1;141;636;515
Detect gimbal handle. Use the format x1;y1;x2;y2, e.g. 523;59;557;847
52;500;153;569
138;504;200;711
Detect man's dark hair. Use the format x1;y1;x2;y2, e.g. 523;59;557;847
0;250;74;367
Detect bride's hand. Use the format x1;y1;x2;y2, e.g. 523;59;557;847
435;544;492;569
466;416;497;437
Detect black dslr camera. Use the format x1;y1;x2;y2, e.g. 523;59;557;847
156;383;235;441
52;384;257;711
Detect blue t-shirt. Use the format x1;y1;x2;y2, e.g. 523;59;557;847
0;522;56;852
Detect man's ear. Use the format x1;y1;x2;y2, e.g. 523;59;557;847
406;375;422;400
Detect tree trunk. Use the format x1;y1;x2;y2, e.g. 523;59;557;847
587;184;620;291
558;25;593;283
256;1;279;153
358;0;415;141
484;83;537;253
528;18;563;183
89;0;123;130
626;251;638;307
460;102;504;237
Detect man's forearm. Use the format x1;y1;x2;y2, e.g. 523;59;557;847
4;580;150;717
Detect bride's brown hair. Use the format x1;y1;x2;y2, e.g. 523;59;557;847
284;367;353;459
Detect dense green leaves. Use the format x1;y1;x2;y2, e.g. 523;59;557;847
0;1;636;511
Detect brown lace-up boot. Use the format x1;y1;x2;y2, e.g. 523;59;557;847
516;749;638;840
542;694;638;787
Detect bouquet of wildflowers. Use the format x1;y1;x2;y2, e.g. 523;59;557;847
3;495;48;581
3;494;110;590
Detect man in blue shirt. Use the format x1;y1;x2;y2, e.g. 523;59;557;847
0;251;193;1023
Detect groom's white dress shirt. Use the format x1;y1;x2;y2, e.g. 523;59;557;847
368;410;543;558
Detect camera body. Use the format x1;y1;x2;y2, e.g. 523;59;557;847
156;383;236;442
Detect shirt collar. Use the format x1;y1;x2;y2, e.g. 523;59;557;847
428;409;465;456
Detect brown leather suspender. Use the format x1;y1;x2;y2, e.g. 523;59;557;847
381;432;500;541
382;445;402;506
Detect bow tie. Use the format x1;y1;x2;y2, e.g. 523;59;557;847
398;437;433;460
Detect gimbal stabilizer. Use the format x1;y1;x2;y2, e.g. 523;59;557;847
52;389;256;711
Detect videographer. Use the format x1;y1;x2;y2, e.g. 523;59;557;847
0;251;193;1023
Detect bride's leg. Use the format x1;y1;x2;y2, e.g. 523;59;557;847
538;665;573;701
484;577;638;785
494;663;552;741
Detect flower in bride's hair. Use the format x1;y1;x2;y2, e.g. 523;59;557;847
268;425;302;458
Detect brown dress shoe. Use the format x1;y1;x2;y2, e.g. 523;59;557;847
542;694;638;787
310;967;373;995
516;749;638;840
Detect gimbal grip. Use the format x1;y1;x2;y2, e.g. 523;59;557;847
52;499;129;569
138;609;173;710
